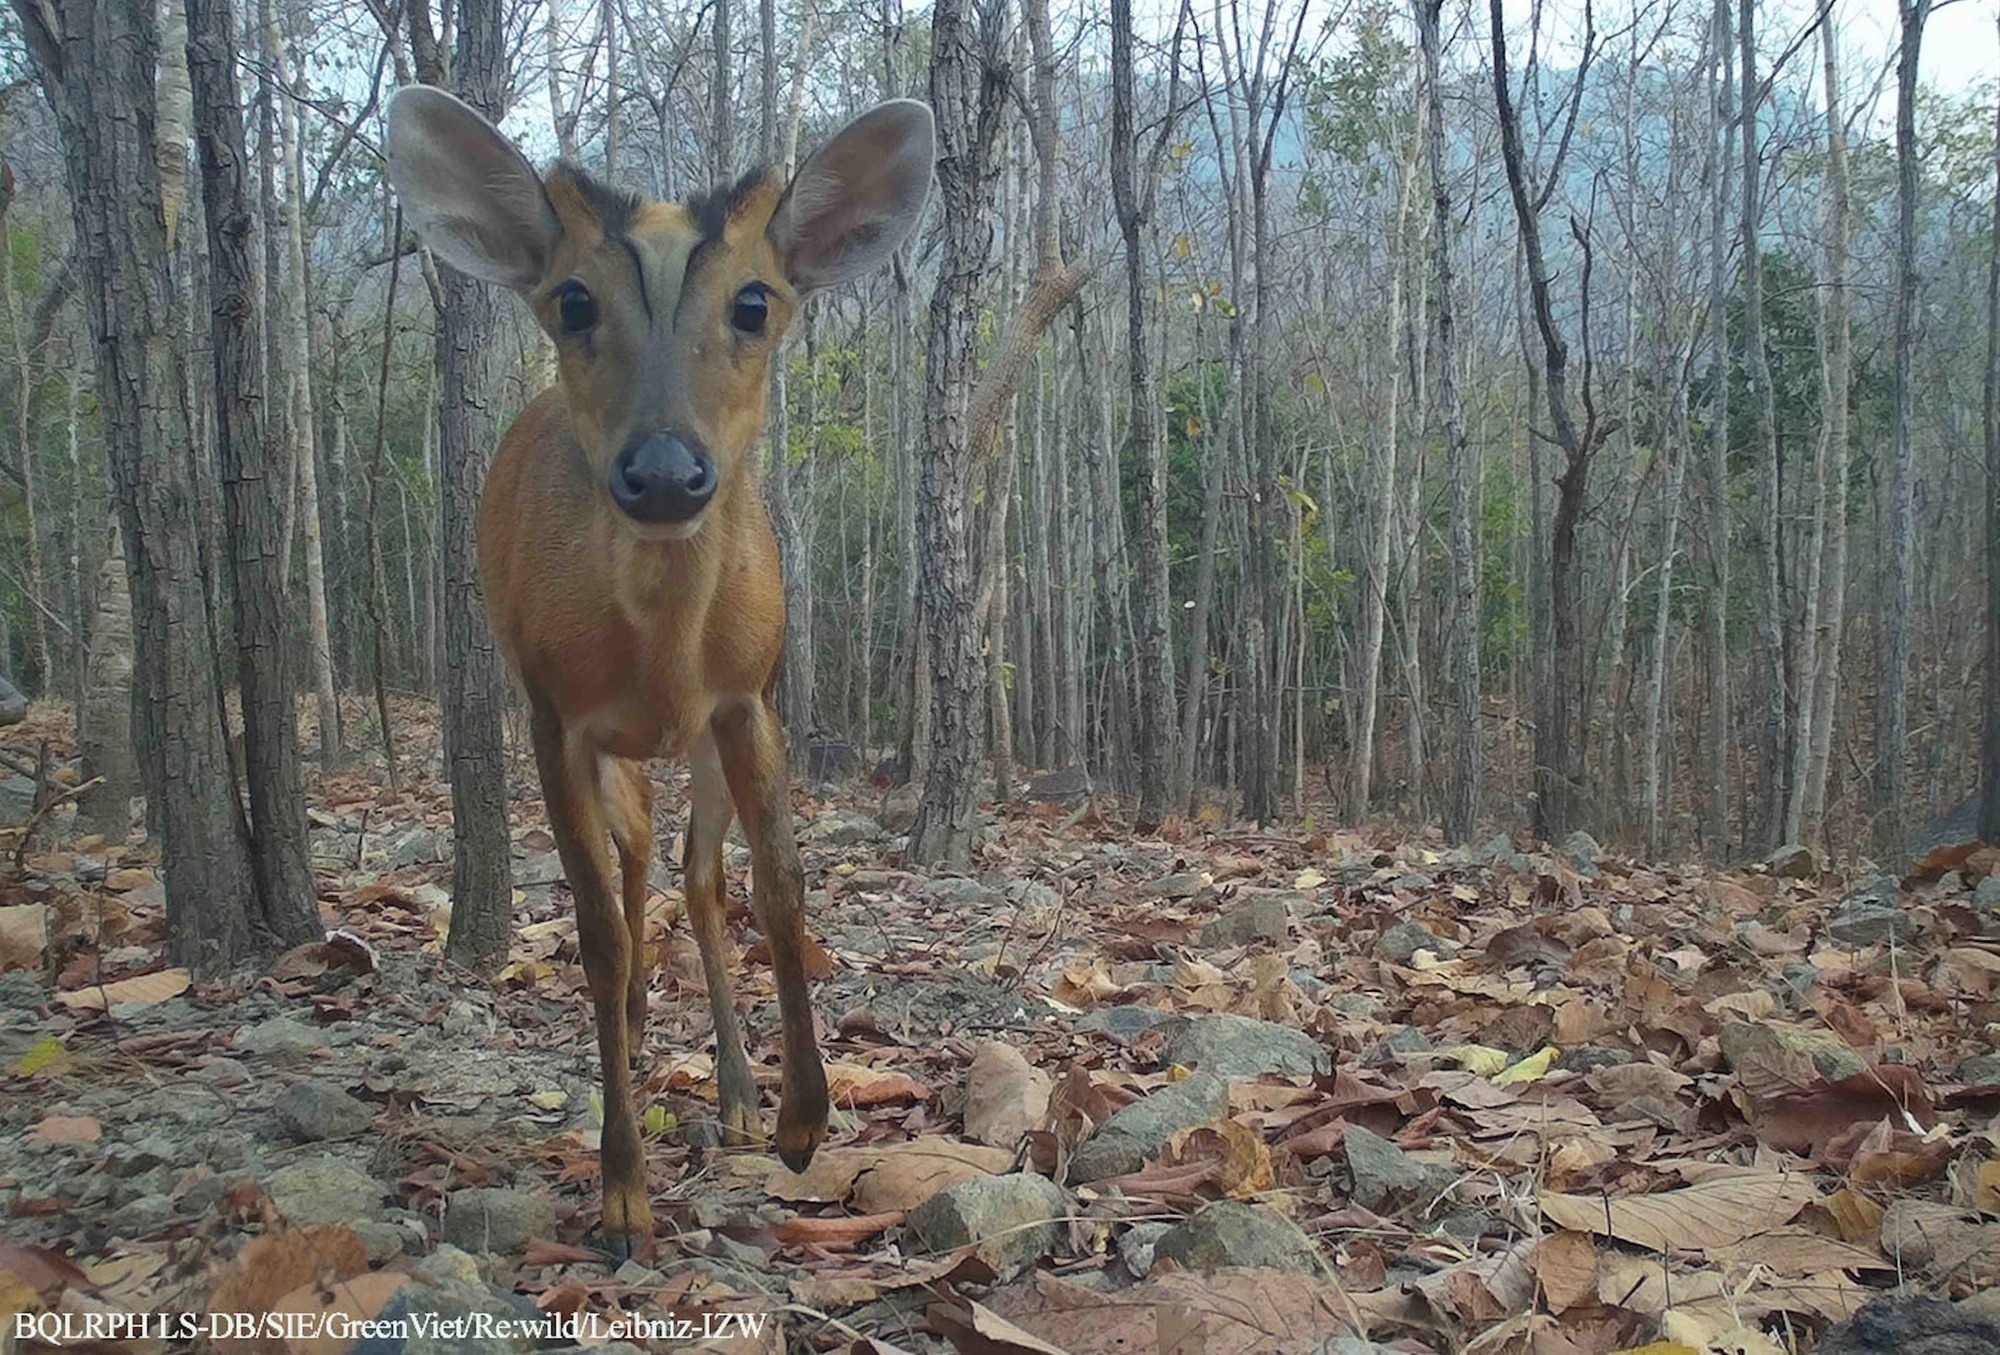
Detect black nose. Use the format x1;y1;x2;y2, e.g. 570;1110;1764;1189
609;434;715;524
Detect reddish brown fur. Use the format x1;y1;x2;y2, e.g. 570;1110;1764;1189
477;167;827;1260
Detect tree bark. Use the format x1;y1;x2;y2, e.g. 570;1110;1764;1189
15;0;274;970
1984;10;2000;844
187;0;322;950
1878;0;1928;859
1417;0;1479;842
1702;0;1733;858
77;531;137;840
907;0;1004;867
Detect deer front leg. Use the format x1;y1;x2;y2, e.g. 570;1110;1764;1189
528;705;653;1261
712;697;829;1171
684;733;763;1149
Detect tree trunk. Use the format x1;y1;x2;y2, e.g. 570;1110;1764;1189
1792;1;1851;849
1418;0;1479;842
15;0;281;969
1984;10;2000;844
907;0;1003;867
1879;0;1928;859
273;3;342;768
1702;0;1733;858
77;531;137;840
187;0;322;950
420;0;515;972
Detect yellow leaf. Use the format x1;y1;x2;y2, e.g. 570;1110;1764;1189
528;1090;567;1111
1173;233;1191;259
1608;1346;1700;1355
1440;1044;1510;1076
1494;1046;1560;1085
643;1104;675;1136
16;1036;68;1076
1294;868;1326;890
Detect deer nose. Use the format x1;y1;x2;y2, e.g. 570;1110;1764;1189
609;434;715;524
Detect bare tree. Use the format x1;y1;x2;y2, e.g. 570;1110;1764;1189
1984;9;2000;844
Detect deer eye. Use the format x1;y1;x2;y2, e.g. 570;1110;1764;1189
731;284;769;335
556;282;597;333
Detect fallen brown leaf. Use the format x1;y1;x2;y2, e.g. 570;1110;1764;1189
1538;1171;1818;1251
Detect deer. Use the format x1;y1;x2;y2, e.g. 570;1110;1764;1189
384;87;935;1259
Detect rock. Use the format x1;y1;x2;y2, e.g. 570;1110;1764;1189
876;785;920;834
1477;833;1516;863
846;869;897;892
1974;877;2000;912
1343;1126;1436;1212
1141;873;1205;901
193;1057;252;1086
1816;1294;2000;1355
441;1188;558;1256
1562;831;1603;872
1376;922;1456;965
109;1193;175;1239
922;876;1004;909
516;851;565;886
1200;898;1290;949
1160;1013;1329;1079
0;676;27;726
1117;1220;1173;1279
265;1158;383;1226
1152;1200;1317;1274
1829;877;1921;945
805;809;877;846
357;1246;544;1355
236;1015;328;1059
1768;843;1820;878
1077;1005;1172;1043
0;774;33;824
106;1135;178;1178
1068;1073;1229;1183
1024;768;1092;803
352;1220;409;1264
442;1000;496;1039
1777;962;1820;1006
1719;1020;1867;1082
905;1172;1067;1279
1958;1053;2000;1086
1555;1046;1631;1073
274;1081;372;1142
1365;1027;1433;1063
390;827;444;867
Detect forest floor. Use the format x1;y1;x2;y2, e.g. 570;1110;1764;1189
4;700;2000;1355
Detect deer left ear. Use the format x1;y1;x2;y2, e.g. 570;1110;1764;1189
770;100;935;293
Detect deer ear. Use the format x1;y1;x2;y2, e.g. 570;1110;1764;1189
770;100;934;293
385;86;559;291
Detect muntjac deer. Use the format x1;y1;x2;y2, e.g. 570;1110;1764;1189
385;87;935;1259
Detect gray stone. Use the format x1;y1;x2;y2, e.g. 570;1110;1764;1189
1377;922;1456;965
1117;1220;1173;1279
0;676;27;726
1973;877;2000;911
846;870;897;892
265;1158;383;1226
1555;1046;1631;1073
107;1135;178;1177
1200;898;1290;949
1077;1005;1172;1043
1477;833;1515;863
1828;877;1921;946
0;774;34;824
1816;1295;2000;1355
1957;1053;2000;1086
1153;1200;1318;1274
109;1193;175;1239
1141;873;1205;901
1562;831;1603;872
358;1247;544;1355
1343;1126;1435;1212
236;1015;328;1059
922;876;1004;908
1365;1027;1433;1063
1777;963;1821;1006
1160;1013;1329;1079
390;828;444;867
1768;844;1819;879
441;1000;496;1039
1719;1021;1867;1082
877;785;920;834
1068;1073;1229;1183
1024;768;1092;803
193;1057;252;1086
516;851;565;886
906;1172;1067;1279
805;809;877;846
352;1220;409;1264
441;1188;558;1256
274;1081;372;1141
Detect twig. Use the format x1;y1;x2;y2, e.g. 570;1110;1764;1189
11;774;103;869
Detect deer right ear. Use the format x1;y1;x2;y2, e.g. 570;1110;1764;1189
385;86;559;292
